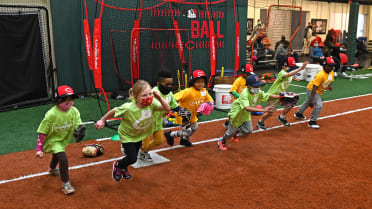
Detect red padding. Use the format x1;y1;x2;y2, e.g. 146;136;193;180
83;19;93;70
173;20;185;64
131;20;140;83
93;18;102;89
209;21;216;76
234;22;240;73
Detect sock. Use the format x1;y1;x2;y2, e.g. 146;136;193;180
279;114;286;119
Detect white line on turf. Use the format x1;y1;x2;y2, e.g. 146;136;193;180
1;104;372;185
290;84;307;88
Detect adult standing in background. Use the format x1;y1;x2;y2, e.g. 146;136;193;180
302;22;313;56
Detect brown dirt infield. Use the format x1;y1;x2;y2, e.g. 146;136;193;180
0;95;372;209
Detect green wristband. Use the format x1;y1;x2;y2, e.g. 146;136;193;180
230;91;240;99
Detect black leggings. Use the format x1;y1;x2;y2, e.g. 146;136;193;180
50;152;69;183
118;141;142;170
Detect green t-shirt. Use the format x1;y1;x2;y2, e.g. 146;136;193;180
267;69;292;100
152;86;178;132
228;88;270;128
114;100;162;143
37;106;82;154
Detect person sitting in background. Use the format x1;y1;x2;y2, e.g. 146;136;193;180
252;36;266;62
324;29;336;55
275;41;299;67
310;40;324;64
355;39;368;68
275;35;287;51
328;43;346;77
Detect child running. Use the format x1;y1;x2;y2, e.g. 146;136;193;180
256;58;308;129
224;64;255;128
217;75;278;150
165;69;214;147
35;85;84;195
294;57;335;129
138;70;179;162
94;80;170;181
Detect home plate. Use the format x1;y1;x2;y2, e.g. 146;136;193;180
131;152;170;168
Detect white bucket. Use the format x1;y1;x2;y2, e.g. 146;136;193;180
213;84;233;109
294;63;305;80
305;64;322;82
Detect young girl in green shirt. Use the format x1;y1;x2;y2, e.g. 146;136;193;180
94;80;170;181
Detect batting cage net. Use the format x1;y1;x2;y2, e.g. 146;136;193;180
82;0;247;103
0;3;54;111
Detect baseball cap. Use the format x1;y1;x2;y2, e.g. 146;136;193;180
322;57;336;66
245;75;265;88
241;64;254;73
283;57;299;71
55;85;79;99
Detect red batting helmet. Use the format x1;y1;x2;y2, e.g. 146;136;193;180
55;85;79;100
189;70;207;86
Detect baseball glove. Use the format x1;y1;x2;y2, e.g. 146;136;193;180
82;144;104;157
178;108;191;129
74;124;86;143
178;108;191;120
279;92;299;108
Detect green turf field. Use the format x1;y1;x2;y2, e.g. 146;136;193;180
0;69;371;155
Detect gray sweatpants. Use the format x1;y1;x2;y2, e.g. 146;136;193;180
222;121;253;140
170;122;198;140
297;88;322;121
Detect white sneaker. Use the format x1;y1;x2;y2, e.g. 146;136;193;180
334;72;338;77
308;121;320;129
138;150;153;162
342;72;348;77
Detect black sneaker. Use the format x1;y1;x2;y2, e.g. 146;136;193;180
112;161;122;182
308;121;320;129
224;120;229;129
256;120;266;130
277;116;290;127
294;112;306;120
165;131;174;146
180;138;193;147
121;168;132;180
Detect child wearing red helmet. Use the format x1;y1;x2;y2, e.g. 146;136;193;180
256;57;308;130
35;85;83;195
294;57;335;129
164;69;214;147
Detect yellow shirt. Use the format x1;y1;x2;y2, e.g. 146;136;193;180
174;87;213;123
229;77;246;101
307;69;334;95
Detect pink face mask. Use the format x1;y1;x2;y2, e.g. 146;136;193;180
58;101;73;112
141;95;153;106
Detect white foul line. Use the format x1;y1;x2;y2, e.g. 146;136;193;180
96;93;372;142
290;83;307;89
1;105;372;185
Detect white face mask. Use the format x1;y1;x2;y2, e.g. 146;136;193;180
249;87;260;94
314;44;319;47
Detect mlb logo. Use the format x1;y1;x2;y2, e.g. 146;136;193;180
183;8;196;18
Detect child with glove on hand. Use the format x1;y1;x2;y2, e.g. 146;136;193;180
164;69;214;147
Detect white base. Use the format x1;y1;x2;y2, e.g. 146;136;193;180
131;152;170;168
